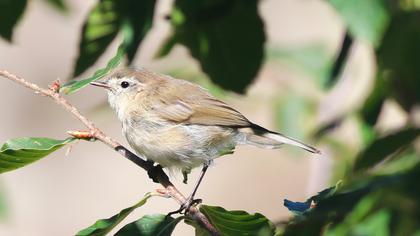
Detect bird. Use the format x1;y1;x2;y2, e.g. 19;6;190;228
91;67;320;211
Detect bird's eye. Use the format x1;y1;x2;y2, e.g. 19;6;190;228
120;81;130;88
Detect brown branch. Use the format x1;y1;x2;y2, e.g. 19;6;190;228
0;70;219;236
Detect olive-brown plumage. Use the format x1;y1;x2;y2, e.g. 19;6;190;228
91;67;320;174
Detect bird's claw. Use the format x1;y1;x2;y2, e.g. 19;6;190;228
167;198;202;216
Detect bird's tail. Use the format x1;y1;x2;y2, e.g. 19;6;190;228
241;124;321;154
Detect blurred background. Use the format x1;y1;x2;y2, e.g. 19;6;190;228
0;0;419;235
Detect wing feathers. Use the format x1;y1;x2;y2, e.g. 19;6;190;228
154;92;250;127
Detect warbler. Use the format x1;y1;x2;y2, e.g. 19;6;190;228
91;68;320;208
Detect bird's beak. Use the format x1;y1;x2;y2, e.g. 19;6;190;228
90;81;111;89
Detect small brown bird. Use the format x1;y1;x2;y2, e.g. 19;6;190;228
91;68;320;209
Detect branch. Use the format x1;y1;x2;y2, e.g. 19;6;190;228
0;70;219;236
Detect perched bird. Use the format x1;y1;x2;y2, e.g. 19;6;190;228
91;67;320;209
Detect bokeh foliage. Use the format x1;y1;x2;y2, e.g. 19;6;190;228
1;0;419;235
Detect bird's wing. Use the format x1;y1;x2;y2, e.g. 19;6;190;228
153;85;250;127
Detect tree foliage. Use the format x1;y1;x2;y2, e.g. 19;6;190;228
1;0;419;235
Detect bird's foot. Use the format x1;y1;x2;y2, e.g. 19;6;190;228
167;198;202;216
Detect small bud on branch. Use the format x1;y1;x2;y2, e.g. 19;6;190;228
67;130;95;140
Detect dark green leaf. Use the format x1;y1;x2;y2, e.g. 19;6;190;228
73;0;121;77
76;193;152;236
0;0;27;41
325;194;390;236
353;128;420;171
313;117;345;139
377;12;420;111
193;205;276;236
359;74;388;126
328;0;390;47
326;31;353;88
0;137;74;174
115;214;182;236
43;0;68;12
358;118;376;145
124;0;155;63
169;0;266;93
155;34;177;58
73;0;156;77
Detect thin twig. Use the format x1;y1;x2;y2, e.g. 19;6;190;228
0;70;219;236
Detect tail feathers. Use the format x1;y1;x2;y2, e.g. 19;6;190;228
243;124;321;154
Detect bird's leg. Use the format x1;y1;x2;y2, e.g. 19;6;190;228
187;164;209;204
168;164;209;215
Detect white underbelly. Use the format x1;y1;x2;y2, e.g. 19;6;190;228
123;122;237;170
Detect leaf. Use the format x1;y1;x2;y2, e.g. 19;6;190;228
0;137;74;174
123;0;155;63
283;200;312;215
43;0;68;12
376;12;420;111
268;44;332;86
328;0;390;47
284;184;339;215
359;74;388;126
325;194;390;236
326;31;353;88
62;42;124;94
191;205;276;236
274;94;308;142
353;128;420;171
76;192;152;236
115;214;182;236
168;0;266;93
73;0;122;77
61;22;133;94
0;0;27;41
73;0;156;77
155;34;177;59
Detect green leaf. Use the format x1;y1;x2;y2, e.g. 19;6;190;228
73;0;122;77
328;0;390;47
0;0;27;41
169;0;266;93
0;137;74;174
353;128;420;171
274;94;308;142
192;205;276;236
115;214;182;236
268;44;332;86
377;12;420;111
61;23;133;94
63;42;124;94
76;192;153;236
124;0;155;63
43;0;68;12
73;0;156;77
325;194;391;236
359;74;388;126
155;34;177;59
